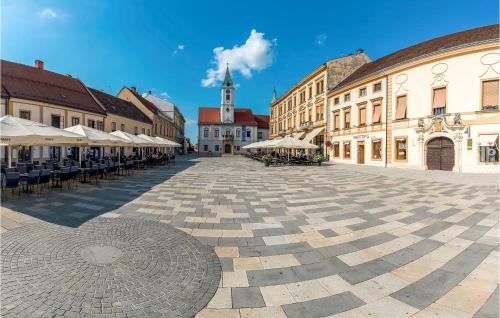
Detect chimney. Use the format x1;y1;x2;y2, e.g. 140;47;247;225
130;86;137;93
34;60;44;69
356;49;364;55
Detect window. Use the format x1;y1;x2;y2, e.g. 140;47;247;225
344;109;351;129
395;95;407;120
52;115;61;128
372;140;382;160
343;142;351;159
358;105;367;127
147;129;151;136
19;110;31;120
316;80;324;95
333;112;340;131
258;132;263;139
316;105;324;121
333;142;340;158
359;87;367;97
309;86;312;99
214;129;219;137
293;96;296;106
72;117;80;126
395;137;407;161
134;126;138;135
300;91;306;103
432;87;447;115
344;93;351;102
97;121;104;131
203;145;208;151
334;97;340;105
142;128;146;134
372;102;382;124
121;123;125;131
246;130;251;138
236;129;240;137
373;82;382;92
87;119;95;129
111;122;116;131
215;145;220;152
481;79;499;110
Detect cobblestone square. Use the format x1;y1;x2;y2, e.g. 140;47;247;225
1;156;498;318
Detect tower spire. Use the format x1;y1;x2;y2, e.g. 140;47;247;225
222;63;233;88
270;86;277;103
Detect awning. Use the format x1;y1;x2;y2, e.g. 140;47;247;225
478;134;498;146
292;132;305;140
303;127;325;143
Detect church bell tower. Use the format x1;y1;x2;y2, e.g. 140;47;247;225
220;64;234;124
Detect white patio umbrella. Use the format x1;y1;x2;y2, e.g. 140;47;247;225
154;136;181;148
0;115;88;167
267;136;318;160
242;141;261;149
65;125;131;164
110;130;156;159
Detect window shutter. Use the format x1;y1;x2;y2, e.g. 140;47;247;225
373;104;381;123
395;96;407;119
482;80;499;106
432;88;446;108
360;108;366;124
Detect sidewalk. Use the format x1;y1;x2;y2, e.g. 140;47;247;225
326;162;499;186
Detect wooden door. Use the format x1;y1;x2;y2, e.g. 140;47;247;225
224;144;231;154
357;142;365;164
426;137;454;171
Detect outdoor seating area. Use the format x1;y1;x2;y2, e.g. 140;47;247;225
241;135;323;166
0;115;180;199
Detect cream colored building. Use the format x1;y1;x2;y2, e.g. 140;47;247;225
118;87;175;141
269;51;370;154
327;24;499;173
1;59;106;163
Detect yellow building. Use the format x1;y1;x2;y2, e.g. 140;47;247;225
1;59;107;163
269;51;370;154
117;87;175;140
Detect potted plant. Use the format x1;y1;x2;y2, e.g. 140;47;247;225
313;154;324;166
262;154;273;167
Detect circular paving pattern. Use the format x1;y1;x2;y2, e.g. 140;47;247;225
1;217;221;318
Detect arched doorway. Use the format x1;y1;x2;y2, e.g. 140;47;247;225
224;144;231;154
426;137;454;171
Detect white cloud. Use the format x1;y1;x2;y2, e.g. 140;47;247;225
172;44;185;55
38;8;60;20
201;29;276;87
159;92;171;100
315;33;327;46
185;118;196;125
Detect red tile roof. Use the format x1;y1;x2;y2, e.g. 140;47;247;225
198;107;220;125
253;114;270;129
198;107;268;127
127;88;160;115
89;88;152;124
1;59;106;115
335;24;500;90
234;108;257;126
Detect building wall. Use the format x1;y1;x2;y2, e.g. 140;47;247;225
327;43;500;173
198;124;260;156
2;98;105;162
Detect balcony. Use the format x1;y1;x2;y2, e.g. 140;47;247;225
482;105;498;111
299;121;313;131
222;134;234;141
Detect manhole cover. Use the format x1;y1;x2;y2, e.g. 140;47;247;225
1;218;221;317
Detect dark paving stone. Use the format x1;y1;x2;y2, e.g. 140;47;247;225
282;292;365;318
231;287;265;308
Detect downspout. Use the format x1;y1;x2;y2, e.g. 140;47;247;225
384;75;388;168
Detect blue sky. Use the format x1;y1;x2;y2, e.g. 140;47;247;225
2;0;498;142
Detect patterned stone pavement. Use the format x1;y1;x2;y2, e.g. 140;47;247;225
1;156;499;318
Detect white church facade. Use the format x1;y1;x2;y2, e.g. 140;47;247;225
198;66;269;156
